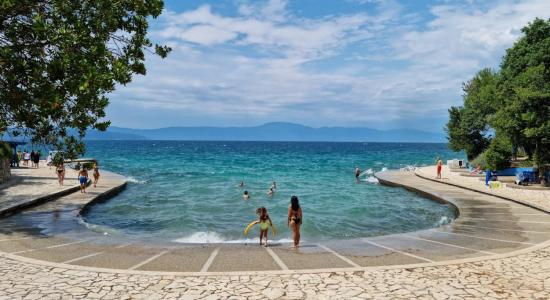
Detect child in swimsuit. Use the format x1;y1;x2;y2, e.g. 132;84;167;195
251;207;272;246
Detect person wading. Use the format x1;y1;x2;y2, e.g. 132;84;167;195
288;195;303;249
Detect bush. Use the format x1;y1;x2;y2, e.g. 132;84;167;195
485;136;513;170
470;151;488;170
52;152;64;166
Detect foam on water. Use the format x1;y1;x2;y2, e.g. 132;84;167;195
126;176;148;184
172;232;294;244
434;216;451;227
77;216;120;236
364;176;379;184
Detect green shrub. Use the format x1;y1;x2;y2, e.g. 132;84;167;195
52;152;64;166
470;151;488;170
516;159;534;167
485;135;513;170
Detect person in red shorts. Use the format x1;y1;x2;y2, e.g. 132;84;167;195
436;157;443;179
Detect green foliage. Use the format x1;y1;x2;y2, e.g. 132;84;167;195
496;18;550;169
445;68;497;160
447;18;550;169
470;151;487;170
52;152;64;166
485;135;512;170
0;0;171;157
0;142;12;159
515;159;534;168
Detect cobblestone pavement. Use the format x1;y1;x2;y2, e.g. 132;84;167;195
416;166;550;212
1;242;550;299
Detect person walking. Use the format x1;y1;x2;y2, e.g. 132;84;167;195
23;150;30;166
78;168;89;193
92;164;100;188
30;151;35;167
56;163;65;186
288;196;302;249
34;151;40;168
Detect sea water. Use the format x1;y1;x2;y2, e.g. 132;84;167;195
82;141;461;243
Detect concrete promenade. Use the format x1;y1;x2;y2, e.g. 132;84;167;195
0;167;550;298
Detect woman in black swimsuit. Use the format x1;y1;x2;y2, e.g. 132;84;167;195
56;163;65;186
288;195;302;249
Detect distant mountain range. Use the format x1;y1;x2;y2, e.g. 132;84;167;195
83;122;446;143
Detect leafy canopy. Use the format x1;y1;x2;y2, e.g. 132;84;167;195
445;68;498;160
447;18;550;173
0;0;170;157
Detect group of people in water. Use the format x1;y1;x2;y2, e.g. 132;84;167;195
240;181;302;248
240;181;277;200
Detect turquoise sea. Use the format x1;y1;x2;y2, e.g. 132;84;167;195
80;141;463;243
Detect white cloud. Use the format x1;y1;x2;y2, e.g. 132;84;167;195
112;0;550;130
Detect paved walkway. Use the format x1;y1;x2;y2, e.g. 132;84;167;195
0;164;82;216
1;169;550;298
416;165;550;212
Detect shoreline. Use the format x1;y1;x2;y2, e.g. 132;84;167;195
1;167;549;275
2;167;550;298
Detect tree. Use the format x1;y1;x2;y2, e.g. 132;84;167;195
445;68;498;160
484;134;513;170
0;0;170;157
497;18;550;173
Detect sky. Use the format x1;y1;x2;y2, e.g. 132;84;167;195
107;0;550;132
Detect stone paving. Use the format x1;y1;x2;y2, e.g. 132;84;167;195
1;241;550;299
0;163;80;215
1;168;550;298
416;166;550;212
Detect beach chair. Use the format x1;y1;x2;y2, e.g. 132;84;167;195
469;165;482;175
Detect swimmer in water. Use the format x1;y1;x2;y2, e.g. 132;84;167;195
267;187;274;197
243;190;250;200
239;181;245;187
271;181;277;190
249;207;272;246
355;166;361;181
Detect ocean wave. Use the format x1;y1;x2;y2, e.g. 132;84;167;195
359;168;374;177
77;217;120;236
434;216;451;227
380;167;388;172
400;165;417;172
364;176;379;184
126;176;148;184
172;231;294;244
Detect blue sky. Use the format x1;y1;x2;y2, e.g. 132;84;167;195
107;0;550;132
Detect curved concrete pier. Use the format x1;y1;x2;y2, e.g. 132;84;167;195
2;169;550;298
1;169;549;276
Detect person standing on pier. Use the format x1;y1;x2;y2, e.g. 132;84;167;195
436;157;443;179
